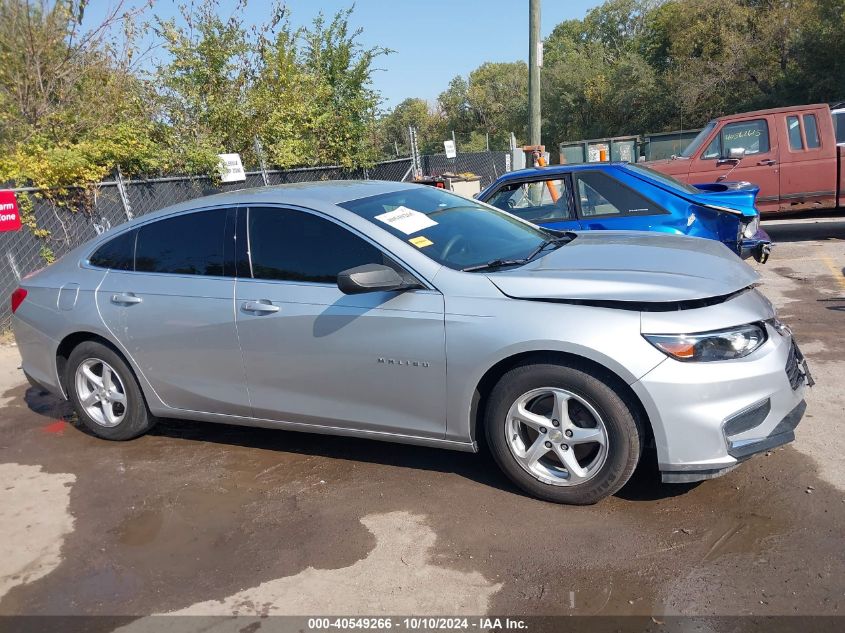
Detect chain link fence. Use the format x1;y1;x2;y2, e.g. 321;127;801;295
1;151;506;330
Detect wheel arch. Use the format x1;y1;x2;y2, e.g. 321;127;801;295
470;350;654;452
55;331;143;401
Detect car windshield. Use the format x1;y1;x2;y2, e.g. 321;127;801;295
339;186;554;271
624;163;701;194
680;120;718;158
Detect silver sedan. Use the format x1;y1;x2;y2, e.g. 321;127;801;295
11;181;811;504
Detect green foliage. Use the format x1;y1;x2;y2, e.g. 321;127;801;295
152;1;252;170
0;0;389;192
376;98;444;155
0;0;161;190
379;62;528;154
252;7;388;168
544;0;845;141
3;0;843;184
438;62;528;150
0;0;389;267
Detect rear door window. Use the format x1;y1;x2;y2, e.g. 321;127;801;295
485;178;573;222
574;171;664;218
135;209;229;276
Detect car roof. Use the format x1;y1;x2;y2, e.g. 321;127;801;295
138;179;418;221
492;162;626;183
715;103;830;120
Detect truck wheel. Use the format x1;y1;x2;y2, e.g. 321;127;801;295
485;361;642;504
66;341;156;441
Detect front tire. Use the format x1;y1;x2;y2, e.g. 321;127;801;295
66;341;155;441
485;361;642;505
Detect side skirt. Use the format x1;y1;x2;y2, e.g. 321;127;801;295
149;406;479;453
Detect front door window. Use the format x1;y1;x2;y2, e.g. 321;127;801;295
703;119;771;159
485;179;573;223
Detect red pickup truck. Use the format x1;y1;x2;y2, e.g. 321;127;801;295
646;104;845;215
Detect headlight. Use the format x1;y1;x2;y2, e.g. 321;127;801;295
742;216;760;239
643;323;767;362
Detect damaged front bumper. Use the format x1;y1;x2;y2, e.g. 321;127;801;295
632;314;812;485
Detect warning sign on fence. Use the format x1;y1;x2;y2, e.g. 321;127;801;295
218;153;246;183
0;190;22;232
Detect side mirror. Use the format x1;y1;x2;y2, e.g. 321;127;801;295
728;147;746;159
337;264;410;295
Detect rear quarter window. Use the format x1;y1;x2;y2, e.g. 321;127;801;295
574;171;665;218
835;111;845;144
89;229;136;270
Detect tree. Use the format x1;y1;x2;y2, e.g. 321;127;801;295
249;6;389;168
377;97;444;155
434;63;528;151
386;0;844;157
0;0;164;189
295;7;389;167
152;0;255;172
466;62;528;148
438;75;474;141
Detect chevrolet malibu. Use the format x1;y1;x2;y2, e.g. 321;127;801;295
11;181;811;504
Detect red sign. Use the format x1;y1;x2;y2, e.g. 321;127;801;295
0;190;22;232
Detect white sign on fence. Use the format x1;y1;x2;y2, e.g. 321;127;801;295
218;153;246;183
443;140;457;159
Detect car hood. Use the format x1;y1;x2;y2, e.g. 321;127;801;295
487;231;760;304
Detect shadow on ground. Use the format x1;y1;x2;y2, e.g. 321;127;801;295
17;383;691;504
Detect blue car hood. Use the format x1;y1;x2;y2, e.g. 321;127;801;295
487;231;760;303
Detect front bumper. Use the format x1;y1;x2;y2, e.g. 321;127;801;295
631;322;812;484
740;228;772;263
661;399;806;483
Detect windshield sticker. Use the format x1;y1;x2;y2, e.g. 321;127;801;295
409;236;434;248
374;206;438;235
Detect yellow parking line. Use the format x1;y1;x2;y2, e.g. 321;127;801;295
821;255;845;291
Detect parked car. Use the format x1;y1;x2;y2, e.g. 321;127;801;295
646;103;845;214
478;162;771;262
11;182;811;504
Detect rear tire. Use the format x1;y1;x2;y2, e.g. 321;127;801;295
485;360;642;505
66;341;155;441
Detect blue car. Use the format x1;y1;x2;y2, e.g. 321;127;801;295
478;162;771;262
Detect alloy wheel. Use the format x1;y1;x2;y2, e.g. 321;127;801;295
75;358;128;427
505;387;608;486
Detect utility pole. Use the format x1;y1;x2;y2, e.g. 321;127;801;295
528;0;542;146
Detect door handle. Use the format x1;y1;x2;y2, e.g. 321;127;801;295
111;293;142;305
241;300;280;314
758;159;777;166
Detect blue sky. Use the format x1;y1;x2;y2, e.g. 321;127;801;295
89;0;603;109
